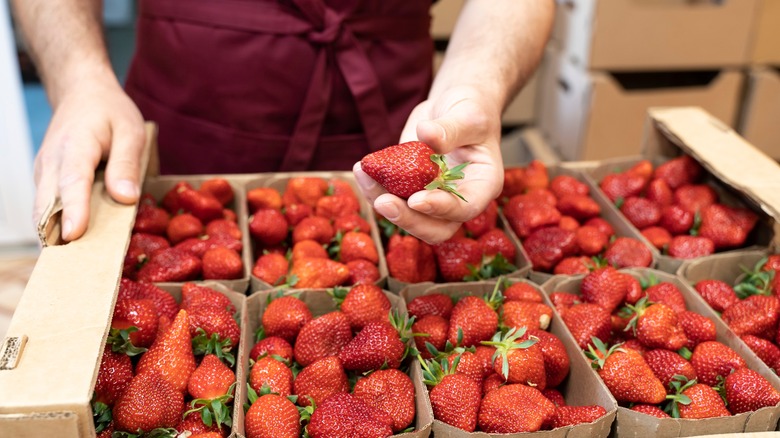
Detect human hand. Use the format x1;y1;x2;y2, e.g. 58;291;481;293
354;85;504;244
33;76;146;241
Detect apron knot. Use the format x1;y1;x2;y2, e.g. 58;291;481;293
307;9;343;45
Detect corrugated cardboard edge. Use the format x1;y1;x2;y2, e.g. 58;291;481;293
244;289;433;438
401;280;617;437
247;172;390;294
0;123;157;438
543;268;780;437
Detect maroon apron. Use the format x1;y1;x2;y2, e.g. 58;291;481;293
125;0;434;174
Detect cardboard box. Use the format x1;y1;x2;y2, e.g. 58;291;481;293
400;279;618;437
542;268;780;436
499;127;561;167
749;0;780;65
554;0;758;70
430;0;465;40
738;67;780;160
538;47;744;160
245;289;433;438
245;172;389;293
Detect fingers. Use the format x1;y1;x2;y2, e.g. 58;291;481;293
352;161;387;205
417;102;490;154
32;148;61;231
105;119;145;204
399;101;431;143
57;131;103;241
373;193;462;244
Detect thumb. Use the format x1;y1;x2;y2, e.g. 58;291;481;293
416;102;489;154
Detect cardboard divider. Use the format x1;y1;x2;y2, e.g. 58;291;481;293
141;175;253;293
244;171;389;293
541;268;780;437
400;279;617;437
244;288;433;438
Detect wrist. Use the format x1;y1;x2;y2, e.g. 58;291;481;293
46;58;119;108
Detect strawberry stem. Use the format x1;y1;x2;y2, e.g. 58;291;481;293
425;155;469;202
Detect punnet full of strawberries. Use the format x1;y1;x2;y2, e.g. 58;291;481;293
598;155;759;259
244;284;419;438
411;279;608;433
248;176;382;289
92;280;241;437
693;255;780;375
501;160;653;274
553;267;780;419
125;178;244;282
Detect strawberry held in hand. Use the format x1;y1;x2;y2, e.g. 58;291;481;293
360;141;469;201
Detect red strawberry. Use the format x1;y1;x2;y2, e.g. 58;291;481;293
252;253;289;286
484;328;547;389
653;155;703;189
482;373;504;395
136;248;202;283
575;225;608;256
447;346;495;382
244;394;300;438
123;233;170;278
501;167;526;200
722;294;780;339
188;304;241;348
641;226;672;250
283;202;312;226
644;282;687;314
557;195;600;220
678;310;717;349
205;218;242;241
413;314;448;359
166;213;203;244
112;372;183;433
385;235;436;283
604;237;653;268
315;194;360;219
667;235;715;259
346;259;381;285
561;303;612;350
333;213;371;234
175;234;242;258
338;319;408;372
623;274;644;305
202;247;243;280
199;178;234;206
262;295;312;343
249;356;293;397
741;334;780;371
249;336;294;363
334;283;391;331
433;236;483;282
620;197;661;229
699;204;757;249
674;381;730;419
630;404;670;418
628;160;654;181
407;293;454;320
553;256;596;275
724;367;780;414
136;310;197;392
178;409;226;436
291;216;334;245
463;200;498;238
542;388;566;407
290;257;350;288
447;293;500;347
307;392;393;438
558;215;580;231
549;405;607;428
580;267;628;313
583;217;615;238
293;356;350;407
338;231;379;264
503;282;543;303
643;349;697;392
188;354;235;400
178;187;224;222
504;199;561;238
599;172;646;202
478;383;556;433
689;341;747;386
133;200;169;236
119;280;179;320
523;328;571;388
645;179;674;207
523;226;577;272
249;209;289;246
628;300;688;350
353;369;416;432
161;181;193;213
502;300;553;331
550;175;589;198
477;228;516;261
424;360;482;432
361;141;467;200
620;339;649;356
94;346;134;406
294;311;352;366
587;340;666;404
523;160;550;190
111;298;159;349
284;177;329;207
674;184;717;213
222;208;237;222
291;239;328;262
659;205;694;235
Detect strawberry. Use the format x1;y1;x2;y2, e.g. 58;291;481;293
641;226;672;250
123;233;170;278
653;155;703;189
620;339;649;356
548;292;580;313
557;194;600;220
523;226;577;272
332;284;391;331
244;394;300;438
166;213;203;244
558;216;580;231
620;197;661;229
346;259;380;285
136;310;197;392
448;346;496;382
205;218;242;241
413;314;448;359
659;205;694;235
178;409;226;436
94;346;134;406
178;187;224;223
283;203;312;226
630;404;669;418
119;280;179;320
645;178;674;207
182;281;237;312
333;213;371;234
407;293;454;320
523;328;570;388
580;267;628;313
307;392;393;438
523;160;550;190
604;237;653;268
586;339;666;404
188;354;235;400
561;303;612;350
643;349;697;392
740;334;780;371
337;231;379;264
294;311;352;366
722;294;780;339
699;204;757;249
478;383;556;433
249;356;293;397
599;171;646;202
724;367;780;414
504;198;561;238
161;181;193;213
353;369;416;432
447;288;500;347
550;175;589;198
110;298;159;349
482;373;504;395
188;304;241;349
463;200;498;238
644;282;687;314
628;159;654;181
291;216;334;245
262;295;312;343
671;380;730;419
136;247;202;283
433;236;483;282
112;372;183;433
328;178;357;198
361;141;467;200
623;274;644;305
285;177;329;207
542;388;566;407
133;199;169;236
678;310;717;349
575;225;608;256
199;178;234;206
553;256;597;275
764;255;780;271
293;356;350;407
501;167;526;200
674;184;717;213
175;234;242;258
549;405;607;428
250;336;293;363
249;209;289;246
338;315;409;372
477;228;516;261
667;235;715;259
422;358;481;432
315;194;360;219
689;341;747;386
290;257;350;288
252;253;289;286
291;239;328;262
483;328;546;389
202;247;243;280
501;300;553;331
503;282;543;303
627;299;687;350
385;235;436;283
222;208;237;222
584;217;615;238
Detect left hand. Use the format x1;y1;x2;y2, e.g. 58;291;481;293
353;85;505;244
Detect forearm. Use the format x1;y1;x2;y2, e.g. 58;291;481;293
431;0;555;112
10;0;116;107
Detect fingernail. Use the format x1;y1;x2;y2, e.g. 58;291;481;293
378;202;400;220
116;179;139;199
410;200;432;214
62;219;72;240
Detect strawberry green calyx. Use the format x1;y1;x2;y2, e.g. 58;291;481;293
91;401;112;433
623;296;652;335
424;155;469;202
106;327;147;357
327;286;349;307
184;382;236;430
464;254;517;281
483;280;505;311
480;327;537;379
421;355;460;387
664;375;695;418
389;310;418;360
734;257;774;298
192;328;236;367
113;429;179;438
585;337;624;370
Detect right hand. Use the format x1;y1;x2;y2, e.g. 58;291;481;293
33;76;146;241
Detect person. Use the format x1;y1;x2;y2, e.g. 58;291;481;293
12;0;554;244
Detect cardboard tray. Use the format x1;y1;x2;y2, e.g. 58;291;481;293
400;279;618;437
541;268;780;437
244;288;433;438
245;172;389;293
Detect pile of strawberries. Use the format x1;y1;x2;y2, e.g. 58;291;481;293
381;199;518;285
245;284;417;438
125;178;244;282
694;255;780;373
501;161;652;274
93;280;241;437
248;177;381;289
598;155;759;259
410;281;607;433
552;267;780;418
